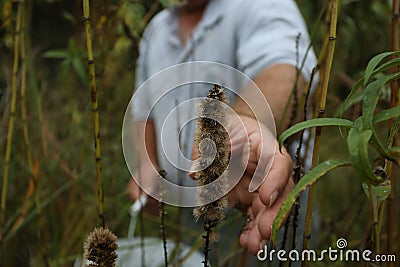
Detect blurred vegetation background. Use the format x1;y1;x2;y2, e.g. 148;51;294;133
0;0;398;266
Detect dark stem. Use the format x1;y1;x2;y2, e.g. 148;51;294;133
203;221;212;267
139;198;145;267
159;170;168;267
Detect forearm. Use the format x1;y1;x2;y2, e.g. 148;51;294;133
136;120;159;168
232;64;307;134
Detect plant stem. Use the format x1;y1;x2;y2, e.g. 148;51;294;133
387;1;399;263
1;0;24;225
20;3;33;174
82;0;105;227
301;1;338;266
203;221;211;267
369;186;380;254
159;170;168;267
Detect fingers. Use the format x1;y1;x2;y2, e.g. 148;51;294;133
258;145;292;207
240;179;294;255
257;178;294;240
239;199;264;254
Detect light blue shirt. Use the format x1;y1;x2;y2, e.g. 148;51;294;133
132;0;317;185
136;0;316;86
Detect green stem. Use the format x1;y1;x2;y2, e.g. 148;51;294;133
368;186;380;254
301;1;338;266
1;0;24;225
82;0;105;228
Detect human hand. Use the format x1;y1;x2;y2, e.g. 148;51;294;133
127;166;160;216
192;115;294;254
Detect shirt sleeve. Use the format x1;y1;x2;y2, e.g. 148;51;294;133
236;0;316;81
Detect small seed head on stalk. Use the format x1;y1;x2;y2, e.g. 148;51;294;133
82;227;118;267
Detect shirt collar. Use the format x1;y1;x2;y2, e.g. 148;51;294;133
200;0;224;30
167;0;224;37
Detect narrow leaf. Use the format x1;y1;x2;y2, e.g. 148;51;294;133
373;106;400;123
364;51;399;87
278;118;354;150
271;159;351;244
388;116;400;147
340;78;364;117
42;50;68;59
340;53;400;116
373;57;400;75
347;128;384;185
362;182;391;212
362;73;400;162
363;73;400;128
334;90;363;117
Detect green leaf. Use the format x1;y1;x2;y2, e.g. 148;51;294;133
340;52;400;116
364;51;399;87
362;73;400;162
42;49;68;59
72;57;87;85
347;128;384;185
278;118;354;150
373;106;400;123
334;89;363;117
271;159;352;244
388;116;400;147
340;77;364;117
362;73;400;128
373;57;400;75
362;182;391;213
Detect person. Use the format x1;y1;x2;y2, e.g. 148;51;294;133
127;0;317;261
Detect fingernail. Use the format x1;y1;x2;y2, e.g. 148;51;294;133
260;239;269;250
269;191;279;207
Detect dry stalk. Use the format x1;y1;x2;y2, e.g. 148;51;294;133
301;1;338;266
82;0;105;227
1;0;24;224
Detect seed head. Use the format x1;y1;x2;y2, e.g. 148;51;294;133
82;227;118;267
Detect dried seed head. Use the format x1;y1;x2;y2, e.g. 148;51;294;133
82;227;118;267
193;84;230;238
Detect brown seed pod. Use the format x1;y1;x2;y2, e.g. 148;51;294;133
82;227;118;267
193;84;230;241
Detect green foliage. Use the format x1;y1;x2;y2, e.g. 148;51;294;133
273;51;400;244
43;38;88;85
271;159;351;243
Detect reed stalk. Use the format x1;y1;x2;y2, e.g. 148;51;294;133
301;1;338;266
386;0;399;263
82;0;105;227
1;0;24;225
20;12;33;174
